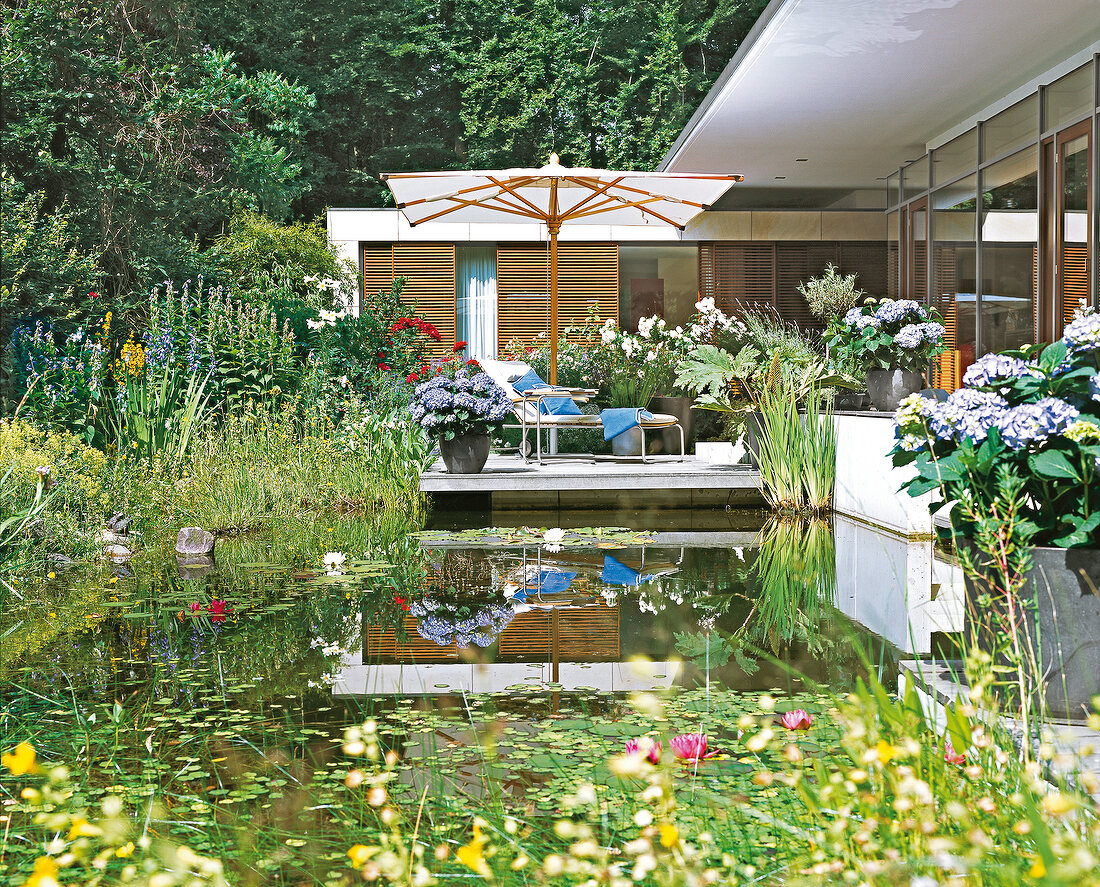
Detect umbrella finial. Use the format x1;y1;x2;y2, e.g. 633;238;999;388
549;152;560;166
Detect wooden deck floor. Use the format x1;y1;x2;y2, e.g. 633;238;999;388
419;453;763;509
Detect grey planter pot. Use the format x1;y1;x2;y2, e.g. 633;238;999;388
610;425;644;457
650;395;693;455
964;546;1100;719
439;432;491;474
865;368;924;411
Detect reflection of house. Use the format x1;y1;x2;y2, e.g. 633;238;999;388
330;1;1099;389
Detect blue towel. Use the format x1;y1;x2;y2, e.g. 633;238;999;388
512;368;581;416
600;555;656;588
511;570;577;601
600;408;653;441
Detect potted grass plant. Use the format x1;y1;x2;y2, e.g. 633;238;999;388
891;310;1100;715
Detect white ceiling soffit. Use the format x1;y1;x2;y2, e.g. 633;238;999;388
661;0;1100;191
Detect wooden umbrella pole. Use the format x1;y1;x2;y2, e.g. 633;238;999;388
548;175;560;386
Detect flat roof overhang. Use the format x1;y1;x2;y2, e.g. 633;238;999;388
661;0;1100;194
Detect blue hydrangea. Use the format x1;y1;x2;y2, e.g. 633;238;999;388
874;299;926;325
1062;312;1100;354
419;386;453;412
894;324;924;349
1091;372;1100;403
844;307;865;326
962;352;1045;389
856;314;880;330
928;389;1009;444
995;397;1080;450
453;392;480;411
919;322;945;343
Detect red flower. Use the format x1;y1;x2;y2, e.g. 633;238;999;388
88;291;99;299
188;602;203;615
466;359;480;367
406;372;419;384
944;740;966;766
452;341;467;353
378;363;391;371
206;599;229;623
393;594;410;611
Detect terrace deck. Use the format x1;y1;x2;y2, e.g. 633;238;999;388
419;453;763;510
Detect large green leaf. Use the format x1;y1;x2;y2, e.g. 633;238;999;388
1028;450;1080;481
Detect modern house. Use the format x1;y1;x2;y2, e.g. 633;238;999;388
328;0;1100;390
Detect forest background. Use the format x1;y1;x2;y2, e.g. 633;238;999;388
1;0;767;355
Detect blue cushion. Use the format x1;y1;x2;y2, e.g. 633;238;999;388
512;368;582;416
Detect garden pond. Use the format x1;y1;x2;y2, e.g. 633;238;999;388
0;507;963;884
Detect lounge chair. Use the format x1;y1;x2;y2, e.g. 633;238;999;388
479;358;684;463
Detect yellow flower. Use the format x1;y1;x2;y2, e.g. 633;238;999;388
457;823;492;878
2;741;38;775
115;841;135;858
1029;858;1047;878
874;739;897;763
67;816;102;839
659;824;680;848
25;856;59;887
347;844;373;867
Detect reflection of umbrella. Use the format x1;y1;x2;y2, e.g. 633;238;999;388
381;156;742;383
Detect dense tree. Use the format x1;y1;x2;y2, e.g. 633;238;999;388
1;0;314;300
194;0;768;215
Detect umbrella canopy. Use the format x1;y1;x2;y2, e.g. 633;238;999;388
381;155;742;383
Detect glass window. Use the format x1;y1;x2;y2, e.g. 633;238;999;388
887;171;900;208
887;211;899;297
932;176;977;383
902;156;929;201
980;149;1037;353
618;245;699;331
932;129;977;185
1044;63;1093;131
982;95;1037;161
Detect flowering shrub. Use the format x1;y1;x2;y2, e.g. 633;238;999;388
408;368;512;440
893;310;1100;547
407;596;515;647
827;298;946;374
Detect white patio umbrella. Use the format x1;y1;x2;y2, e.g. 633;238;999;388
381;155;742;383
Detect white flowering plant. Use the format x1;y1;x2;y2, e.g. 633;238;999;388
892;310;1100;547
826;298;946;375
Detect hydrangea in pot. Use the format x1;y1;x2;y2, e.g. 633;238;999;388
408;367;513;473
892;311;1100;715
826;299;946;410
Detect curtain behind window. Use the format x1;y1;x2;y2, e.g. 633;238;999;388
456;245;498;361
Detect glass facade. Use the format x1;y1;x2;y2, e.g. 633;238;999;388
982;95;1038;161
884;56;1097;376
887;211;899;297
980;149;1038;353
1044;63;1093;131
932;176;977;376
933;129;977;185
617;245;699;331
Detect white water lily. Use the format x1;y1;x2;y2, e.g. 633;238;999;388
323;551;346;572
543;528;565;544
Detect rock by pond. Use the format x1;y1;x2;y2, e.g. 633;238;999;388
176;526;215;556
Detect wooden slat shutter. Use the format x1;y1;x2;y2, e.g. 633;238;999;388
776;242;838;332
931;246;959;391
365;617;460;663
362;245;395;300
1062;245;1089;326
392;244;456;360
697;243;775;316
838;242;889;297
496;244;617;352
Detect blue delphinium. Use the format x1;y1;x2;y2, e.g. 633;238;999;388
927;389;1009;444
1062;312;1100;354
996;397;1080;450
962;352;1044;389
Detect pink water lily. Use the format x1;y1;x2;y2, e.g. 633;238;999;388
188;602;203;614
944;740;966;766
779;709;813;730
206;599;229;623
624;738;661;764
670;733;717;762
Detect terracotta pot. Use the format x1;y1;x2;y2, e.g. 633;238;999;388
964;546;1100;719
865;368;924;411
439;432;491;474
